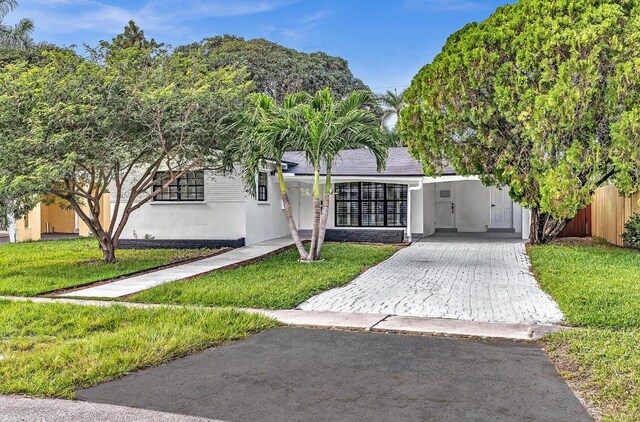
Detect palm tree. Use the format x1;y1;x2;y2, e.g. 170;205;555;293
296;89;387;261
239;89;388;261
0;0;33;49
239;92;310;260
312;90;387;259
378;89;406;146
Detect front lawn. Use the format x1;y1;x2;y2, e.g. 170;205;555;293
529;241;640;421
529;241;640;329
0;300;277;398
0;238;215;296
129;243;401;309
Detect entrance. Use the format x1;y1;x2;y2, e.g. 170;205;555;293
490;187;513;229
435;183;455;229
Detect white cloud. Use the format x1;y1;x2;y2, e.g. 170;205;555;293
11;0;298;37
404;0;487;11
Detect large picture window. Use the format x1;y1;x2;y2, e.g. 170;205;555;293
153;171;205;202
335;182;407;228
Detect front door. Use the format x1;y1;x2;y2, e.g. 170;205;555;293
490;186;513;229
435;183;455;229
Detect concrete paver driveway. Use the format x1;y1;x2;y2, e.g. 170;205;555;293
76;328;590;422
300;235;564;325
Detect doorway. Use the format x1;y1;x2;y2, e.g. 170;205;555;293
435;183;455;230
490;187;513;229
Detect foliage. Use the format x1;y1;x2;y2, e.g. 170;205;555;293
176;35;371;101
0;21;249;262
0;300;277;397
400;0;640;243
129;243;400;309
0;237;214;296
622;213;640;248
238;89;387;260
0;0;32;49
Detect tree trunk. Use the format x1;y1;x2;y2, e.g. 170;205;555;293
100;236;117;263
315;167;332;259
276;166;308;260
6;200;16;243
307;167;322;261
529;207;568;245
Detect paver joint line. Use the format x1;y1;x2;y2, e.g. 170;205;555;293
299;236;565;326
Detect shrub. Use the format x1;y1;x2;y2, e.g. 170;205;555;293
622;213;640;248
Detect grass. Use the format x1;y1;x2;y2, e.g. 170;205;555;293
0;238;215;296
129;243;401;309
529;240;640;329
0;299;277;398
529;241;640;421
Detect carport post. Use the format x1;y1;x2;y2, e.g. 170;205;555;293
406;180;423;243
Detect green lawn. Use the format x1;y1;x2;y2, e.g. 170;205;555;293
129;243;401;309
529;241;640;421
0;300;277;398
0;238;215;296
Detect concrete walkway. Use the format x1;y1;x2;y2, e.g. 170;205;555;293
300;235;564;325
0;396;220;422
58;237;294;298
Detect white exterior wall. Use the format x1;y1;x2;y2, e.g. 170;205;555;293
244;171;290;245
114;171;247;241
453;180;492;232
422;183;436;237
409;186;424;237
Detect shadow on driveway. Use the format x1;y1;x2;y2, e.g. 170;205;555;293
77;328;590;422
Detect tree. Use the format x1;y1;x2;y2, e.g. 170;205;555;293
0;23;249;262
239;89;387;261
399;0;640;244
0;0;32;49
176;35;370;102
378;89;406;146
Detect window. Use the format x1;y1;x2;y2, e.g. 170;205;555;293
257;172;268;202
335;182;408;227
153;171;204;202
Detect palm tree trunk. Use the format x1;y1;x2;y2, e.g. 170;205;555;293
276;166;308;260
315;166;332;259
307;167;322;261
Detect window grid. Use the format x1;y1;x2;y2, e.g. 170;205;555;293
258;172;268;202
153;171;205;202
335;182;407;228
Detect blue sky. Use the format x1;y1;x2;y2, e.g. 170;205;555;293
8;0;511;93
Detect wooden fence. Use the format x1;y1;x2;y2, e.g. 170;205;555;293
558;204;591;238
591;185;640;246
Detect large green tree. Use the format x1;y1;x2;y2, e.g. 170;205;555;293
177;35;370;102
239;89;387;261
400;0;640;244
0;23;248;261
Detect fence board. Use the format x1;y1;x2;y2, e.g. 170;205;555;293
591;185;640;246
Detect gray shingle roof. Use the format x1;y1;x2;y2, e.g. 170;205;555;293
282;147;455;177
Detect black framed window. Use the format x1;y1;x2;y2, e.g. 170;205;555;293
257;172;268;202
153;171;204;202
335;182;408;227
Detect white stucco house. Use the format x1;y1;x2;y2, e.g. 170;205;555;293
115;147;530;248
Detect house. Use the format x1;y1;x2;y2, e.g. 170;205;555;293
115;147;530;248
11;195;108;242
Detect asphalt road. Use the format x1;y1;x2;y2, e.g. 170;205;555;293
77;327;591;422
